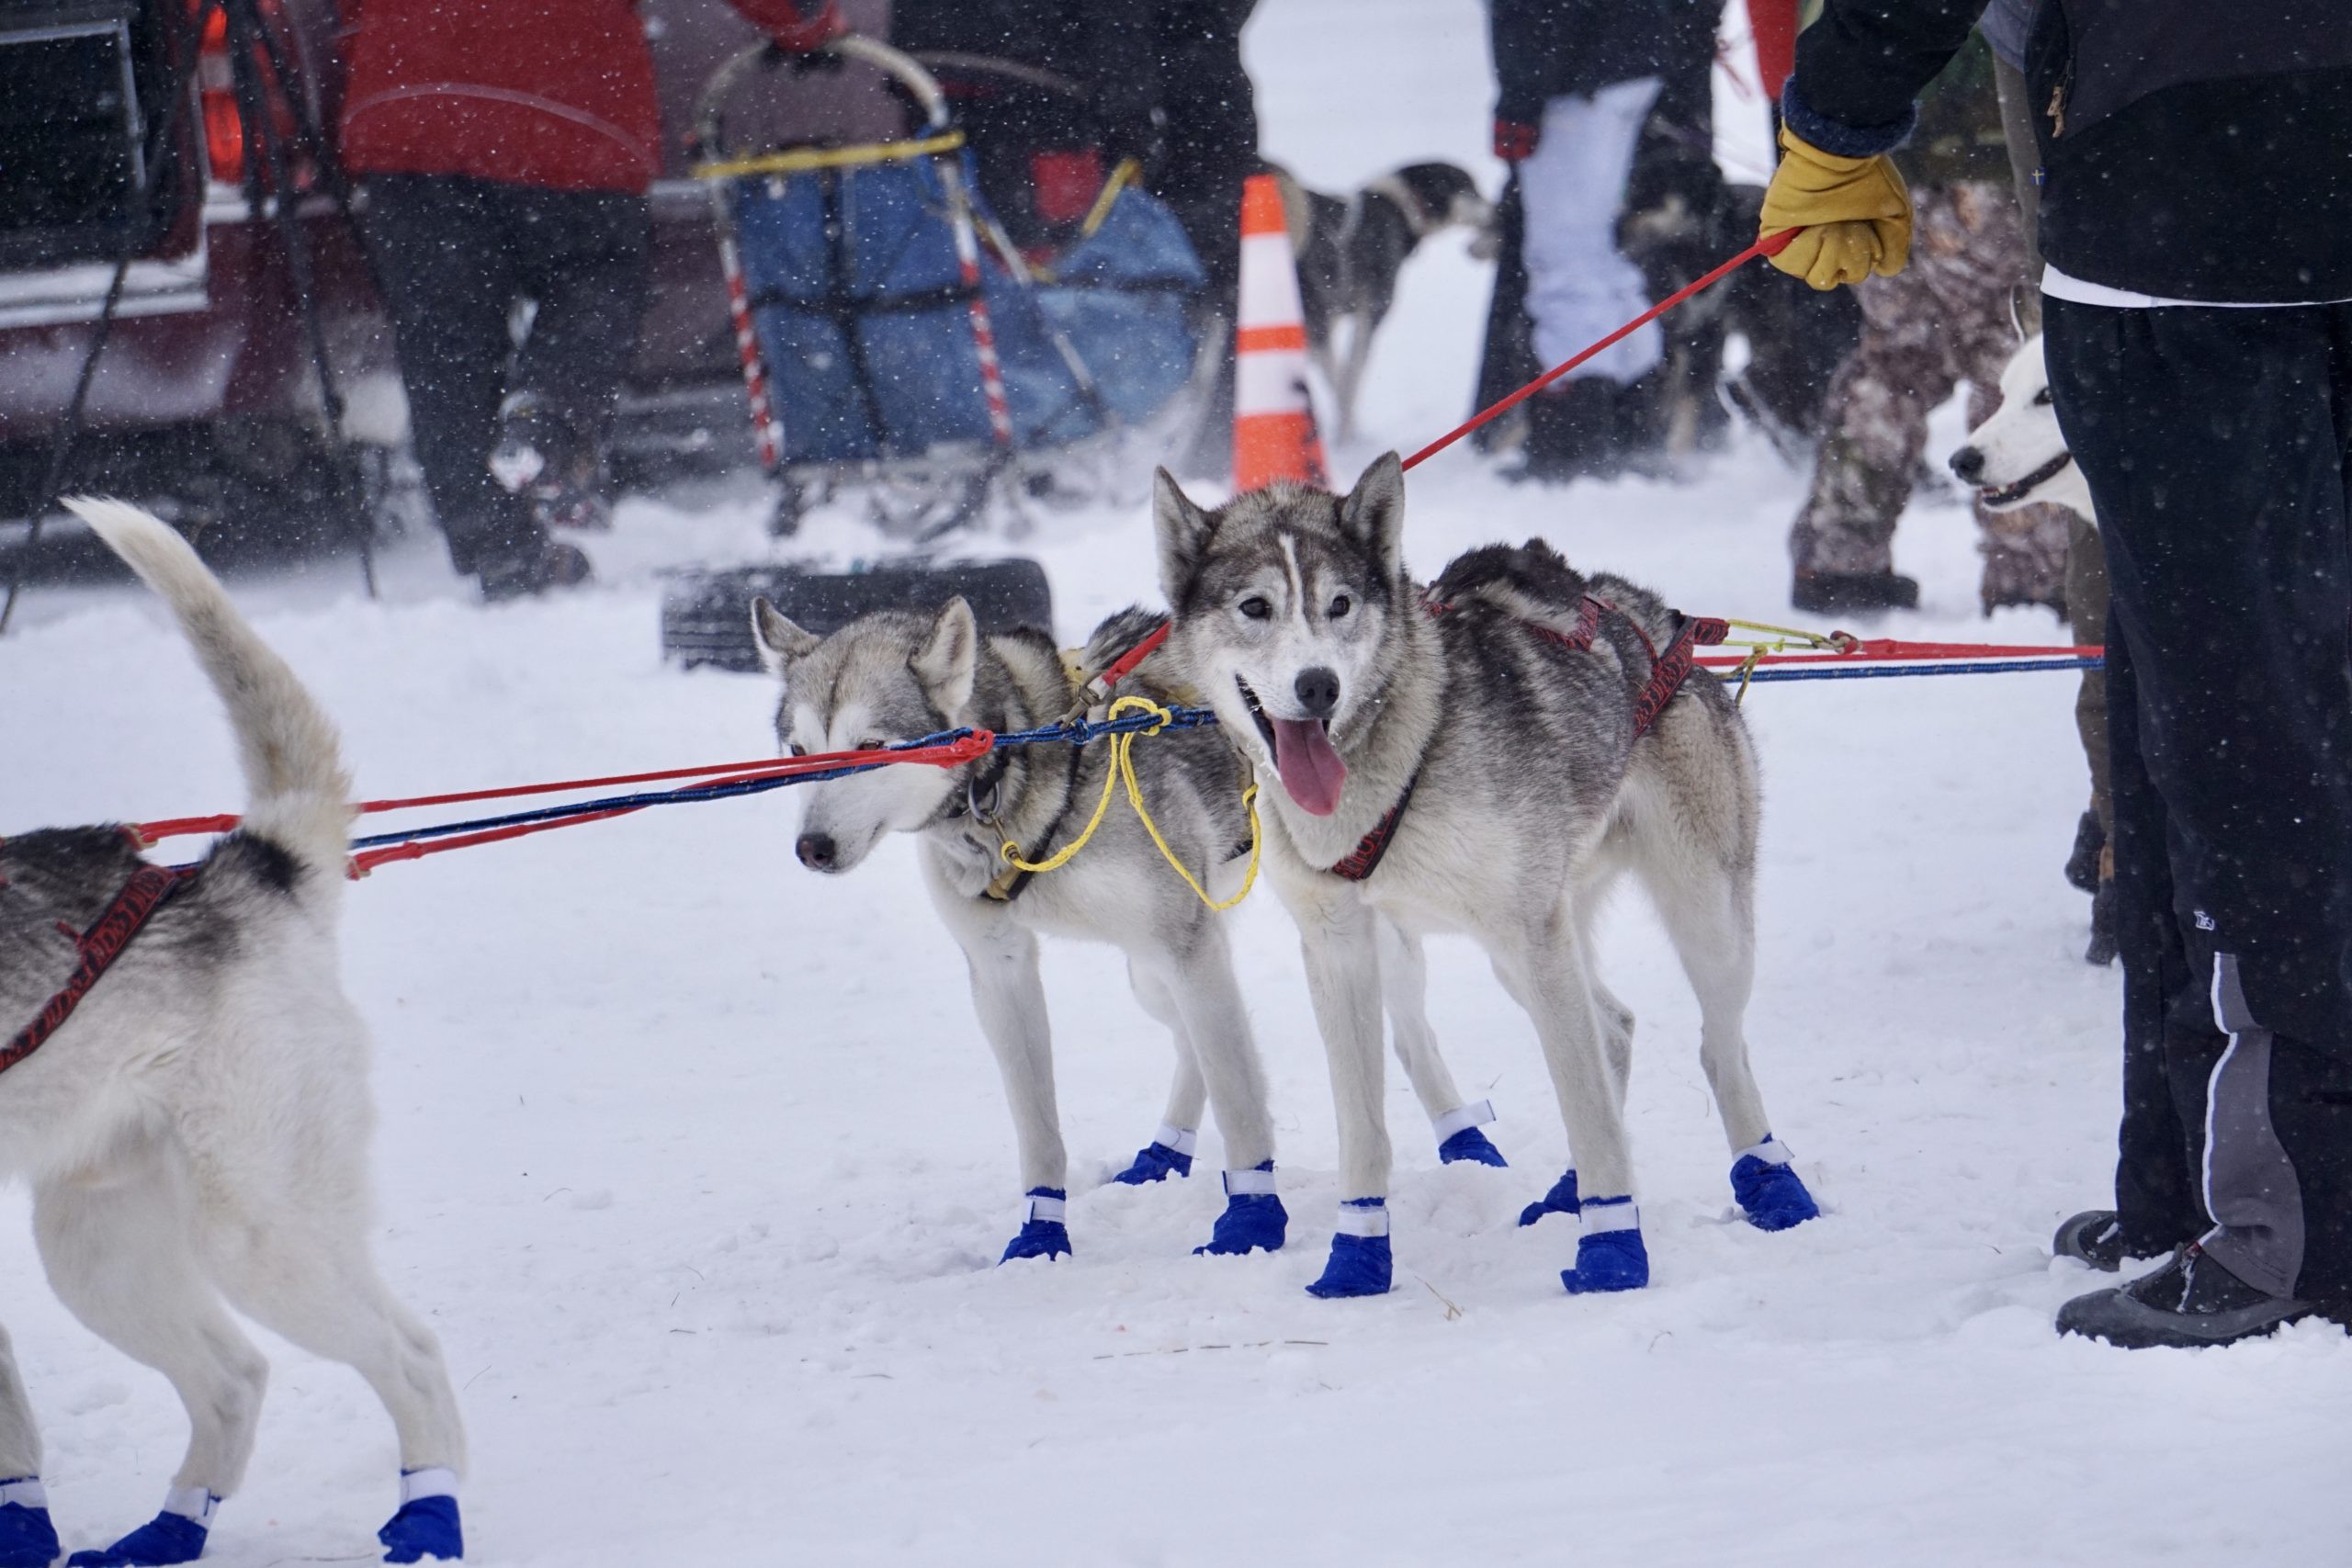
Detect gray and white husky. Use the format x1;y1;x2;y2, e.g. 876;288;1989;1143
0;502;464;1566
1150;454;1822;1298
750;597;1509;1265
1948;333;2098;520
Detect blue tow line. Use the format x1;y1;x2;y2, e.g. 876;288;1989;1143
336;657;2098;859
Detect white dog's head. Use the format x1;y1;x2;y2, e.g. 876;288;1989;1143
1948;333;2098;521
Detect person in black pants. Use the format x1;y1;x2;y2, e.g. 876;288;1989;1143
1762;0;2352;1348
363;179;649;594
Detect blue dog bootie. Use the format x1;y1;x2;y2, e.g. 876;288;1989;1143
379;1468;463;1564
0;1476;61;1568
1730;1135;1820;1232
1000;1188;1072;1264
1517;1167;1582;1227
1306;1198;1394;1298
1196;1161;1287;1255
67;1487;215;1567
1432;1100;1509;1167
1112;1124;1197;1185
1561;1196;1650;1294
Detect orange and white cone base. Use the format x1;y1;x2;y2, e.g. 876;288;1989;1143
1233;173;1329;491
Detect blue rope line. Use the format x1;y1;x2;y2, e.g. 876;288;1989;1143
325;660;2095;861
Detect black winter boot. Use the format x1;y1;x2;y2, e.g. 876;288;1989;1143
2056;1244;2315;1348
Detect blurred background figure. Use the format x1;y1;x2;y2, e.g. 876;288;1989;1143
1781;29;2070;617
341;0;842;601
1474;0;1698;482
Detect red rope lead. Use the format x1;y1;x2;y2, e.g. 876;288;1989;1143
1693;640;2102;671
1400;228;1801;473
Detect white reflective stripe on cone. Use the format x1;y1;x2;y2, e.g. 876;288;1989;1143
1236;353;1314;417
1237;233;1306;328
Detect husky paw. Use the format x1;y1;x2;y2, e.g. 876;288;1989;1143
65;1511;208;1568
1197;1194;1287;1256
0;1498;61;1568
1561;1227;1650;1295
1112;1141;1193;1185
1000;1188;1070;1264
1437;1126;1509;1167
1731;1139;1820;1232
379;1495;463;1563
1306;1200;1392;1297
1517;1168;1581;1226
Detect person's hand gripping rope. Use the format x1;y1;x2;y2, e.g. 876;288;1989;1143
1758;126;1914;290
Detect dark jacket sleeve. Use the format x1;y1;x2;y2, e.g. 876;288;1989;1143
1489;0;1564;127
1786;0;1989;155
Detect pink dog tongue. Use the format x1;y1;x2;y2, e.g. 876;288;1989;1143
1271;717;1348;816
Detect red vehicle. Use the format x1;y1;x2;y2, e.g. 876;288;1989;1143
0;0;891;563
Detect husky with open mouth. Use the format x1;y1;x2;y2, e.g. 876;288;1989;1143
1150;455;1822;1297
752;597;1511;1267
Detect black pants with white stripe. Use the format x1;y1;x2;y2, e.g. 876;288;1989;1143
2048;298;2352;1306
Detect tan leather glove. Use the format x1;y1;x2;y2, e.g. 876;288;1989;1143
1758;125;1914;290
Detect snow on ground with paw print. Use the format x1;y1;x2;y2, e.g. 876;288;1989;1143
5;2;2348;1564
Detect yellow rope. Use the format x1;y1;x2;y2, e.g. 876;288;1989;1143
1078;157;1143;240
1000;695;1261;911
692;130;966;182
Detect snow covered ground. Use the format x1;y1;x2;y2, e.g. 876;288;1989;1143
6;2;2350;1563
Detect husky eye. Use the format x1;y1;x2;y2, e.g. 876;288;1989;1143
858;738;886;752
787;742;808;758
1238;595;1272;620
2033;387;2055;406
1329;593;1352;619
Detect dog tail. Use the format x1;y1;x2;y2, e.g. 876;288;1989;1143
67;498;354;888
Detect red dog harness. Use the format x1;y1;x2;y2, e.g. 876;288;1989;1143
0;859;196;1077
1328;597;1730;884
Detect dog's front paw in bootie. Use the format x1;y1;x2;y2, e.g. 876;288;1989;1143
1730;1136;1819;1232
0;1479;61;1568
1560;1199;1649;1294
999;1188;1072;1264
1196;1163;1286;1255
67;1492;214;1568
1305;1201;1392;1297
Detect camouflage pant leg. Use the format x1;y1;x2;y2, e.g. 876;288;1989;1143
1976;500;2075;613
1790;184;2035;582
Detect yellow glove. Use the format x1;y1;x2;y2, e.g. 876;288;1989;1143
1758;125;1914;290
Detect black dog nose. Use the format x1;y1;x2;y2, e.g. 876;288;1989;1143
796;833;838;872
1295;667;1340;718
1950;446;1984;482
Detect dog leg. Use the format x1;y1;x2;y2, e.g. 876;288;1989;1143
1498;917;1649;1293
1287;888;1393;1297
33;1140;268;1565
1639;846;1819;1232
956;917;1072;1262
1374;919;1506;1168
1333;316;1373;446
1114;963;1204;1185
0;1326;60;1568
1156;928;1285;1258
201;1174;467;1564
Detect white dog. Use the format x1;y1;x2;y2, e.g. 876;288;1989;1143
0;502;464;1568
1949;333;2098;520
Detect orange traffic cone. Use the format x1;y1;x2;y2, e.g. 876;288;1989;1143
1232;172;1329;491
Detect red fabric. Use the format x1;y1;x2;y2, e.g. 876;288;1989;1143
340;0;839;195
1492;118;1539;163
1030;150;1105;226
1747;0;1799;102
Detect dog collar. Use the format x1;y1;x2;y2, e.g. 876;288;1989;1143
3;861;196;1078
1329;771;1418;883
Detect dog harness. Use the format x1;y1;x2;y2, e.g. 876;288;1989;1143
0;855;196;1077
1327;597;1730;885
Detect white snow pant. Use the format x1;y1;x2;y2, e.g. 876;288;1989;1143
1520;75;1665;386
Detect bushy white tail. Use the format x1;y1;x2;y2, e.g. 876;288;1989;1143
66;498;353;886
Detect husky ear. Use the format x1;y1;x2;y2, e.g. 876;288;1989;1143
1339;452;1407;579
911;596;979;716
1152;467;1216;605
751;596;818;676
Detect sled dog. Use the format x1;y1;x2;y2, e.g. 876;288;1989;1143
1273;162;1496;444
1149;455;1822;1298
0;502;465;1567
1948;333;2098;520
751;597;1510;1264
